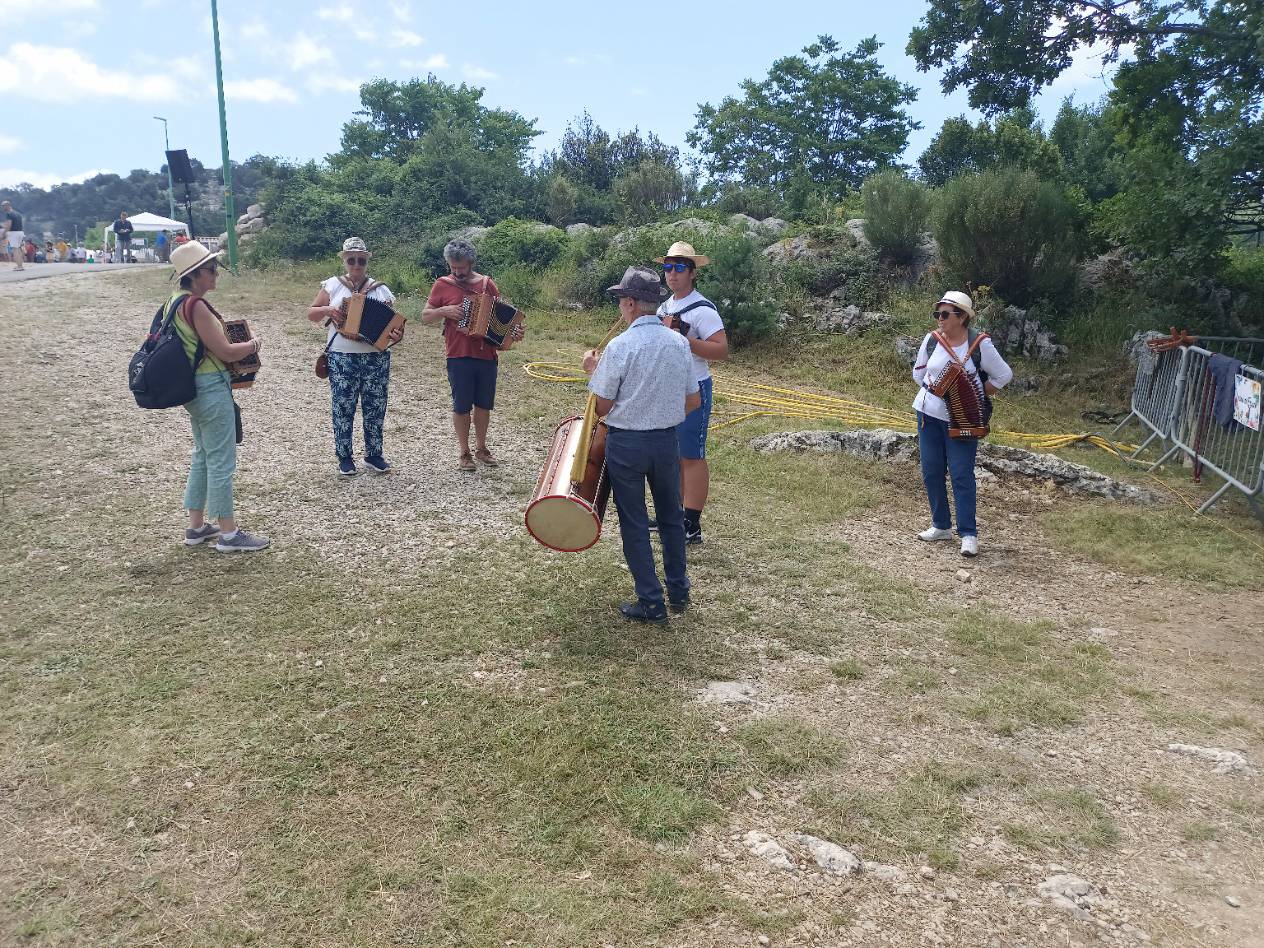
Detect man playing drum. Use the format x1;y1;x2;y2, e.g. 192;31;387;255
655;241;727;545
421;239;505;471
583;267;700;623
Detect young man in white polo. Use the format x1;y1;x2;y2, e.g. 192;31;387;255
655;241;728;545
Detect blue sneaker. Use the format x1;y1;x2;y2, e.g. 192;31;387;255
183;522;221;546
338;456;357;477
363;454;391;474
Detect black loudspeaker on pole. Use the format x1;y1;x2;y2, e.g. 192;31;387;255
165;149;197;236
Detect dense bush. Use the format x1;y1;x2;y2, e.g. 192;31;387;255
564;223;711;307
476;217;569;273
932;168;1081;306
778;244;880;307
860;170;931;264
698;234;779;343
613;160;689;224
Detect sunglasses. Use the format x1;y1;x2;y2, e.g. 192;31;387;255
934;308;961;319
662;262;692;273
345;256;368;266
197;261;219;274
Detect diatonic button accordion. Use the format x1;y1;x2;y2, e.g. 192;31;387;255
457;293;526;350
223;318;260;390
340;293;405;351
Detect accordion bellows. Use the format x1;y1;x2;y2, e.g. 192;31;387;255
930;361;989;439
340;293;404;351
223;319;260;390
458;294;526;349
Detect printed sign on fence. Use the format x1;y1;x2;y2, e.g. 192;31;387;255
1234;374;1261;431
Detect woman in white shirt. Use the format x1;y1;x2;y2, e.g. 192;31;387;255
306;237;403;476
911;291;1013;557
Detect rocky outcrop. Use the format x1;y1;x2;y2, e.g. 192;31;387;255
750;428;1157;502
761;217;789;236
894;335;921;365
812;304;893;336
565;223;595;237
986;306;1068;362
233;203;266;246
762;234;821;264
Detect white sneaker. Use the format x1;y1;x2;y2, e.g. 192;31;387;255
918;527;953;542
960;536;978;557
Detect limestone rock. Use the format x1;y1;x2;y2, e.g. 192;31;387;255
451;225;489;244
986;306;1068;362
236;212;251;226
728;212;762;232
1124;330;1167;368
743;831;795;870
565;223;594;237
246;203;263;218
1039;873;1103;922
786;834;861;875
1167;743;1257;776
844;218;871;249
863;861;907;883
762;235;819;264
751;428;918;463
761;217;789;236
699;680;756;704
1080;248;1133;292
894;335;921;365
813;304;892;336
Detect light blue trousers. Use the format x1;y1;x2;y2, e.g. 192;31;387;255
183;371;236;519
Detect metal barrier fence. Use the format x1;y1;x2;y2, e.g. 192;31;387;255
1115;344;1189;460
1168;346;1264;515
1197;335;1264;367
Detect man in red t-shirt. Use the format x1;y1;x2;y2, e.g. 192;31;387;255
421;238;503;471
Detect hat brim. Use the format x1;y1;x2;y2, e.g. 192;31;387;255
653;254;710;267
936;296;975;320
607;284;669;304
175;248;226;280
339;249;372;258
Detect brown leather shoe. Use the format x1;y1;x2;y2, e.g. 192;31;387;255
458;452;476;471
475;448;498;467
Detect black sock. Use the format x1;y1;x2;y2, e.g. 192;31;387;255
684;508;702;532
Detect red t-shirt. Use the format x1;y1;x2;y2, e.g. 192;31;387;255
425;273;501;361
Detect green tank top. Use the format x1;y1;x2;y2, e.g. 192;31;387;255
170;292;227;374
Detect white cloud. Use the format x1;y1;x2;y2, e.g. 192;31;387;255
290;34;332;70
241;18;270;42
308;76;363;94
317;3;355;22
388;30;424;48
564;54;610;68
401;54;447;71
0;43;175;102
0;135;21;154
353;27;377;42
0;0;97;24
390;1;412;22
462;64;498;82
222;78;299;104
0;167;110;190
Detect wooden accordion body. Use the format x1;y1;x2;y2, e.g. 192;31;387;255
929;357;990;439
340;293;405;351
457;293;526;350
223;319;261;390
525;397;610;552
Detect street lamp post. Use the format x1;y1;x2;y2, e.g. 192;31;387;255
210;0;238;271
153;116;177;220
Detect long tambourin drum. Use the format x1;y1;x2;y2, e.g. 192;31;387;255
525;415;610;552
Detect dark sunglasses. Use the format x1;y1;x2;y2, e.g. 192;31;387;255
934;308;961;319
662;262;691;273
345;256;368;266
198;261;219;274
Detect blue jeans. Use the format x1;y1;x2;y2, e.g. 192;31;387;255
918;411;978;538
606;427;690;609
183;371;236;519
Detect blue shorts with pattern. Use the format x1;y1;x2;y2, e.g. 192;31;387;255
677;376;712;460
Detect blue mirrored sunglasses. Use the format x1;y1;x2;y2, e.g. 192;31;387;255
662;262;690;273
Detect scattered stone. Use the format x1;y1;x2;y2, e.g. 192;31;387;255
565;222;595;237
750;429;1158;503
743;831;795;870
758;936;771;947
1087;627;1119;642
699;680;756;704
812;304;893;336
943;888;959;903
1038;873;1102;922
894;882;917;896
1225;895;1242;908
864;861;907;883
747;787;764;801
919;866;936;881
787;833;862;876
894;335;920;365
1167;743;1257;776
986;306;1068;362
955;569;971;583
1008;376;1041;395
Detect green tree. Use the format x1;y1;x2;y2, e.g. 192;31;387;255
1048;100;1124;203
860;170;931;264
613;160;689;224
917;108;1063;187
932;167;1082;306
546;176;577;227
689;35;919;210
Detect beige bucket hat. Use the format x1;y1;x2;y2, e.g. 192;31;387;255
935;290;976;321
654;240;710;268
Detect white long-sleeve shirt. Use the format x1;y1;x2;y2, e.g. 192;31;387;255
912;332;1013;423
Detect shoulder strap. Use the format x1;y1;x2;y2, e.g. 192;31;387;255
966;330;989;382
171;294;205;369
672;298;718;319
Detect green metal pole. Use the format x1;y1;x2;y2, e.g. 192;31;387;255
155;116;177;220
210;0;239;271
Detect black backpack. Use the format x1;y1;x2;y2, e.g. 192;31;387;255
128;293;203;409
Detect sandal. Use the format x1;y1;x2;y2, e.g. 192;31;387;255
458;452;476;472
475;448;499;467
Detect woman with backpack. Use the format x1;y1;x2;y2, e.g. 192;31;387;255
911;291;1013;558
169;240;270;552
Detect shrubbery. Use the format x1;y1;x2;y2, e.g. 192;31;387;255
932;167;1081;306
476;217;569;274
861;170;931;264
699;234;778;343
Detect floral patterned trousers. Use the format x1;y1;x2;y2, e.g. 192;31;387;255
327;350;390;459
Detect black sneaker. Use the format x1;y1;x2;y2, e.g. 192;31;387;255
338;456;357;477
363;454;391;474
619;601;668;624
668;595;690;615
684;527;704;546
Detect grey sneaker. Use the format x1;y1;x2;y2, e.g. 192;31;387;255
183;523;221;546
215;530;271;553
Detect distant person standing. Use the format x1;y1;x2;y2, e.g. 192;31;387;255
155;229;170;263
113;211;134;263
2;200;24;271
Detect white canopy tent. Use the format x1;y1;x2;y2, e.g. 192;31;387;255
106;212;190;248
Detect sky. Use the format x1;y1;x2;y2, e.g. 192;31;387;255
0;0;1119;191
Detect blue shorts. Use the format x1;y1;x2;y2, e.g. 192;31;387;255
677;376;713;460
447;357;497;414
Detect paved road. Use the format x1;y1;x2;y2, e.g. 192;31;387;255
0;263;162;285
